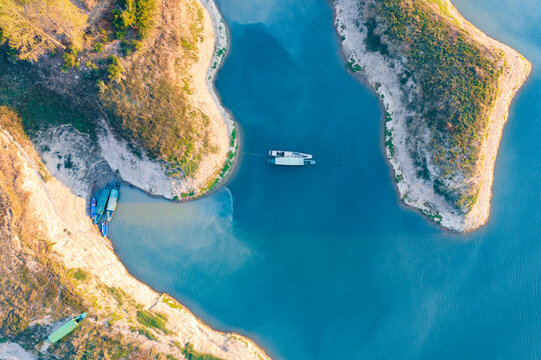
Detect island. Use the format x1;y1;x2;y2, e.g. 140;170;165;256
0;0;268;358
333;0;531;231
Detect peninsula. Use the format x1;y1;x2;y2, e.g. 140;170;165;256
0;0;235;200
334;0;531;231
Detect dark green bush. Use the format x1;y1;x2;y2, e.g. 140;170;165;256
94;42;105;53
112;0;156;40
121;39;143;56
61;53;78;71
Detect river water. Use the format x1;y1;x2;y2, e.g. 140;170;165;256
109;0;541;358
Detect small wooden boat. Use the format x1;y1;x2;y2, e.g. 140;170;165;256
268;150;312;159
90;197;96;221
100;222;108;237
93;187;111;225
105;185;119;222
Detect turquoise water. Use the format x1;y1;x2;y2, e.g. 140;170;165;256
109;1;541;359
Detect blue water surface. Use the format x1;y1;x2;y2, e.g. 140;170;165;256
109;0;541;359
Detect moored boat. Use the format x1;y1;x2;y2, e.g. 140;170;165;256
268;150;312;159
100;221;108;237
105;185;119;222
90;197;96;221
93;187;111;225
268;150;316;166
47;313;87;343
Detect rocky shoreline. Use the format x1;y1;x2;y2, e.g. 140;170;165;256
333;0;531;231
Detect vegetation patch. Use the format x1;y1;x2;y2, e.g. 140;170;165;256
383;112;394;157
62;47;80;72
121;39;143;56
162;296;182;311
422;206;443;223
131;325;157;341
174;341;224;360
0;53;96;136
107;55;126;83
68;268;88;282
136;310;169;334
102;285;126;306
112;0;157;40
347;58;362;73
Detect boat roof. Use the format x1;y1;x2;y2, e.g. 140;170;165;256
269;150;312;158
106;188;119;211
48;319;77;343
273;157;304;165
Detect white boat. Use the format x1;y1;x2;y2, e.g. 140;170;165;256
268;150;315;166
268;150;312;159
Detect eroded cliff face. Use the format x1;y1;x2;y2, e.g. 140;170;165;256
334;0;530;231
0;108;268;359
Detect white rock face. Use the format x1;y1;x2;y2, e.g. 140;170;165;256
0;342;37;360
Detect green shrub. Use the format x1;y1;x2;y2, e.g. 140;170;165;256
94;42;105;53
107;55;125;82
135;0;156;39
61;53;78;71
120;39;143;56
97;80;108;93
85;61;98;70
112;0;156;39
69;268;88;281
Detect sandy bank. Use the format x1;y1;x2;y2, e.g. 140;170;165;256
0;125;269;359
333;0;530;232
